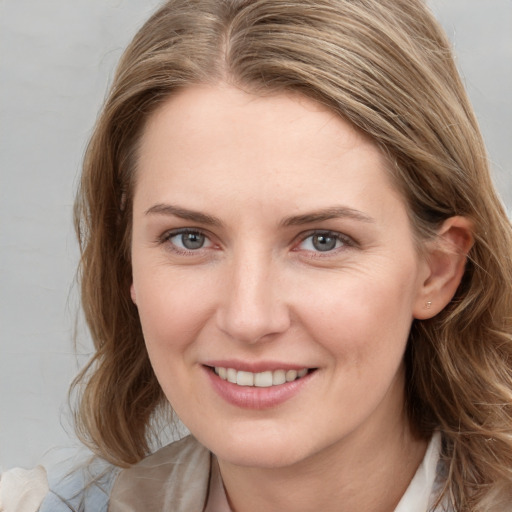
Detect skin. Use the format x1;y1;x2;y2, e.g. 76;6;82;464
130;84;472;512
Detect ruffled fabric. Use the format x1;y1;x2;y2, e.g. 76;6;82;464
0;466;48;512
109;436;211;511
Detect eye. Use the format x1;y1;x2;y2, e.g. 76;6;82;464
297;231;348;253
163;229;213;252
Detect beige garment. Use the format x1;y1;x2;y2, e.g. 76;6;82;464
0;466;48;512
109;436;212;512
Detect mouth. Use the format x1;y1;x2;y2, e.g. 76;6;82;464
203;363;318;409
207;366;316;387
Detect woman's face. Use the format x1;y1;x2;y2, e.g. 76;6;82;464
130;84;431;468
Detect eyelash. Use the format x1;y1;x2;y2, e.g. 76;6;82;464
158;228;356;256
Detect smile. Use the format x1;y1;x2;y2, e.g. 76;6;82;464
204;364;317;409
213;367;309;387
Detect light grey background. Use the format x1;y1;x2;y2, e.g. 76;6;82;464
1;1;511;470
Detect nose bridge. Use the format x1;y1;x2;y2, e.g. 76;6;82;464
216;245;289;343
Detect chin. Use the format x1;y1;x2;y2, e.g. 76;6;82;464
192;423;317;469
216;444;306;469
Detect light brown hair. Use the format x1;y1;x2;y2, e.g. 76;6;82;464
73;0;512;509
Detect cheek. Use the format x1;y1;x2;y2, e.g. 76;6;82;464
133;268;216;356
133;272;209;404
295;263;418;363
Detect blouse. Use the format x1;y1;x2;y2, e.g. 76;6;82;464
0;433;445;511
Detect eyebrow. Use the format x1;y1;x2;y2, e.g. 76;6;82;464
145;203;374;227
281;207;375;226
145;204;222;226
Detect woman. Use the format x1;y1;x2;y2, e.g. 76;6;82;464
3;0;512;510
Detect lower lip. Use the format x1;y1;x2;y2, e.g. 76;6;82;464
203;366;315;410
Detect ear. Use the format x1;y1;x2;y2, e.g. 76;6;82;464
130;283;137;305
413;216;474;319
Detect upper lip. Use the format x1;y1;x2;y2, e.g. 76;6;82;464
203;360;316;373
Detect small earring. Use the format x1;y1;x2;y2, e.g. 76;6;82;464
425;301;432;309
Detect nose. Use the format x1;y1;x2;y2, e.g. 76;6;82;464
215;250;291;344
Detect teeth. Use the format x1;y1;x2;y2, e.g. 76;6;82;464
237;371;254;386
227;368;237;384
254;371;273;387
286;369;297;382
214;367;310;387
272;369;286;385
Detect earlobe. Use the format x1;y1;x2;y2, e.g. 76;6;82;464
130;283;137;305
413;216;474;320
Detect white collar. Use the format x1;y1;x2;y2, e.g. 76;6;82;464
394;432;442;512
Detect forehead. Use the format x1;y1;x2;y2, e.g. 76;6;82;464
140;84;373;154
135;84;406;222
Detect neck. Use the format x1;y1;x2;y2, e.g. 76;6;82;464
217;407;427;512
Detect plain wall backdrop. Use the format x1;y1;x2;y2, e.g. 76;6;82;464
1;0;511;470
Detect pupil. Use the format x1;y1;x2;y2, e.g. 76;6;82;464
313;234;336;252
182;232;204;250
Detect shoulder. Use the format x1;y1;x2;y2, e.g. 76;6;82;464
37;455;119;512
109;435;211;512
